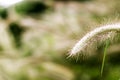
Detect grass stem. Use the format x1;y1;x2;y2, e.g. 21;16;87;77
101;40;109;77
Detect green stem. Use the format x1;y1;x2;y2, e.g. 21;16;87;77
101;40;109;77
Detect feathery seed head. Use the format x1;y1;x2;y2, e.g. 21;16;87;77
70;23;120;56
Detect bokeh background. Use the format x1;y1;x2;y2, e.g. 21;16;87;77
0;0;120;80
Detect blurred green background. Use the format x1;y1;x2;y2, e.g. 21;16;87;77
0;0;120;80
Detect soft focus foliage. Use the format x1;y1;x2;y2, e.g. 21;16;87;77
0;0;120;80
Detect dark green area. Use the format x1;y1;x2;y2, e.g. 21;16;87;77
8;22;25;48
0;8;8;19
15;1;48;16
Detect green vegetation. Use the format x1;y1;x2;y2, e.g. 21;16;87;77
0;0;120;80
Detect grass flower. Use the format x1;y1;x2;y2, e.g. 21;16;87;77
70;23;120;56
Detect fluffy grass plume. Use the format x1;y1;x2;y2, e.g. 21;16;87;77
70;23;120;57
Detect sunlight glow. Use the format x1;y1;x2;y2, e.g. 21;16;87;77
0;0;23;7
